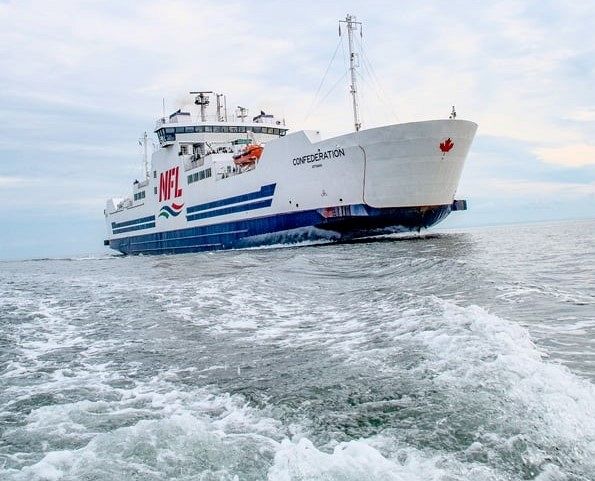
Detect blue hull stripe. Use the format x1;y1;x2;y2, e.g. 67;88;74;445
186;183;276;214
112;215;156;229
187;199;273;222
130;229;248;247
112;222;156;235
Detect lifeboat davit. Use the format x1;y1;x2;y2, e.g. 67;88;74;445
233;144;263;166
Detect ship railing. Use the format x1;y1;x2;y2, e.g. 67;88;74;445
116;198;133;210
155;113;283;128
215;163;249;180
183;155;204;171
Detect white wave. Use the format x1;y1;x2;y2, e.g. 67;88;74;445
268;438;502;481
342;298;595;479
237;226;341;251
428;300;595;445
494;281;595;305
145;285;595;479
3;372;284;481
3;370;511;481
3;247;595;480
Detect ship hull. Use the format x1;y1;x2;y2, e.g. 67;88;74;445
107;202;456;255
105;119;478;255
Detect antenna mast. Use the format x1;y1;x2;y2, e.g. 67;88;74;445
190;91;213;122
140;131;149;179
216;93;226;122
339;14;362;132
236;106;248;122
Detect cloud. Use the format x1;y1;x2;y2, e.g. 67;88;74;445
533;144;595;167
0;174;118;217
0;176;38;188
459;170;595;200
565;108;595;122
488;179;595;197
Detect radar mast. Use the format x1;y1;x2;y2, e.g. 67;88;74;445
339;14;362;132
190;91;213;121
139;131;149;179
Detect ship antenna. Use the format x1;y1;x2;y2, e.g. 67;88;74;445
340;14;362;132
216;93;224;122
236;105;248;122
139;131;149;179
190;91;213;122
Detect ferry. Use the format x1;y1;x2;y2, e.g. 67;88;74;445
104;15;477;255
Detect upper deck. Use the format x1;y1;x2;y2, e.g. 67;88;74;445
154;95;289;147
155;120;288;146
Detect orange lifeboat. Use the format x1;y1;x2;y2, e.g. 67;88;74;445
233;144;263;166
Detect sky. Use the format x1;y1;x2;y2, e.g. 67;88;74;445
0;0;594;260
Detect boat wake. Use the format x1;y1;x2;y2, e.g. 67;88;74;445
2;224;594;480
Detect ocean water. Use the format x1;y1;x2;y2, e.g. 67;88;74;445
1;219;594;481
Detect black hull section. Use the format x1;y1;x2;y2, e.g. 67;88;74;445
317;204;452;237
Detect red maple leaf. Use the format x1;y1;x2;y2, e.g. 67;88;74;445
440;138;454;153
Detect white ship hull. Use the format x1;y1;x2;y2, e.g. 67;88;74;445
104;119;477;255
